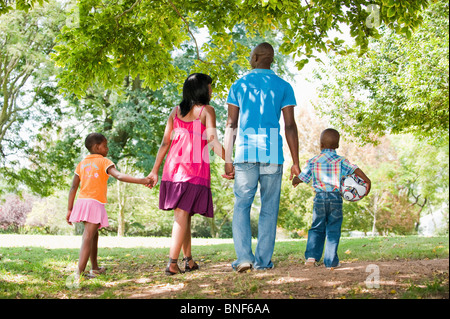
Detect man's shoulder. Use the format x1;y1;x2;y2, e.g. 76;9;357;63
230;71;294;95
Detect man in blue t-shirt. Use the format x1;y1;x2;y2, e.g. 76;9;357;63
224;42;300;272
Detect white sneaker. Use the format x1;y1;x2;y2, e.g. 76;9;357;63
236;262;252;273
326;263;341;270
305;258;317;267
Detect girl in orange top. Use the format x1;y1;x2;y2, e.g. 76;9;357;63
67;133;150;279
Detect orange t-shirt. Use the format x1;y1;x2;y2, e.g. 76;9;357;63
75;154;115;204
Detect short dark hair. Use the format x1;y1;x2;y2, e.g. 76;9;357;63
320;128;340;149
85;133;106;152
179;73;212;117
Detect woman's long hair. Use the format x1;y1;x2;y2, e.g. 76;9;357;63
179;73;212;117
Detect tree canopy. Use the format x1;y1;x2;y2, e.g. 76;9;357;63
1;0;448;237
314;0;448;145
45;0;430;97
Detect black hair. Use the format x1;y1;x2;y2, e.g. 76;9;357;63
85;133;107;152
179;73;212;117
320;128;340;149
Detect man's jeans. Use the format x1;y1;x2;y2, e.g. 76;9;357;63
231;163;283;270
305;192;343;267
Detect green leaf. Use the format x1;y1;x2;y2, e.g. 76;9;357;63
387;6;397;18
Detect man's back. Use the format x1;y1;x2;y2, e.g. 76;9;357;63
227;69;296;164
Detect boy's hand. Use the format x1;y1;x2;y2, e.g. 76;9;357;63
292;176;302;188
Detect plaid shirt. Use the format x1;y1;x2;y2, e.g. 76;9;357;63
298;149;358;193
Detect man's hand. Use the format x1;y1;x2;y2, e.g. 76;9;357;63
290;164;301;180
290;164;301;188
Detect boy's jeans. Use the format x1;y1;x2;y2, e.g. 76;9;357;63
305;192;343;267
231;163;283;270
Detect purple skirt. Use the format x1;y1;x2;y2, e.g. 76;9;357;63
159;181;213;218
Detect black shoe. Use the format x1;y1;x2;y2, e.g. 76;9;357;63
165;258;184;276
183;256;199;272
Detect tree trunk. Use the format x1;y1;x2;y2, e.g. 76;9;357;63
371;192;379;236
117;179;127;237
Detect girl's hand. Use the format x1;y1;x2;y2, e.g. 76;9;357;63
146;172;159;188
66;210;73;225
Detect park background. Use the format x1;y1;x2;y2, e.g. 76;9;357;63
0;0;448;240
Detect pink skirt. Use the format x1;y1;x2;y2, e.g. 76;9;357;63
69;198;109;229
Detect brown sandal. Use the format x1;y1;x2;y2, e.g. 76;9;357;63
165;258;184;276
183;256;199;272
90;266;106;276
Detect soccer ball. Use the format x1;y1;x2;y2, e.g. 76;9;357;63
340;174;367;202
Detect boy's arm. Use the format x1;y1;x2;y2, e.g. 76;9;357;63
292;160;311;188
354;168;371;195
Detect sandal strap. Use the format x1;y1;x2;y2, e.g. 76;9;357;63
182;256;192;262
168;258;178;263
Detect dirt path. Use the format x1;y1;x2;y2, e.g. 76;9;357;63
118;258;448;299
2;235;448;299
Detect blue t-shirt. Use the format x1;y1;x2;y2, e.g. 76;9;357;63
226;69;296;164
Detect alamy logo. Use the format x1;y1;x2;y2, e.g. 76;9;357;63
365;264;380;288
366;4;381;29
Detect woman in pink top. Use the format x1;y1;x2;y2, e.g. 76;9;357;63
147;73;231;275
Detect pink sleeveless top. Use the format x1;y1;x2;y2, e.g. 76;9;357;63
161;105;211;188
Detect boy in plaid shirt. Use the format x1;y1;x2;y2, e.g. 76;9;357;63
293;128;371;269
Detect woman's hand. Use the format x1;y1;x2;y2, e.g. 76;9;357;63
146;171;159;188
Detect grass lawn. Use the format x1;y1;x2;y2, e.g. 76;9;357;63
0;235;448;300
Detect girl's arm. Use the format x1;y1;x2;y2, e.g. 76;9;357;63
107;166;151;185
67;174;80;225
146;107;175;188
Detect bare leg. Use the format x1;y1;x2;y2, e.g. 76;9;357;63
168;208;190;273
77;222;100;274
89;228;99;270
181;215;196;268
181;214;192;257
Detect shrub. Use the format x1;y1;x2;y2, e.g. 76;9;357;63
0;194;34;232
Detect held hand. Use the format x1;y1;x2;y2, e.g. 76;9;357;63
290;164;301;180
224;163;235;180
145;172;159;188
292;176;302;188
